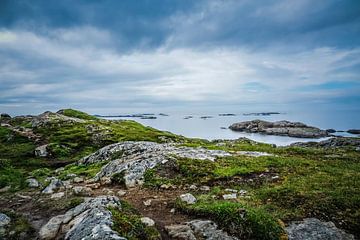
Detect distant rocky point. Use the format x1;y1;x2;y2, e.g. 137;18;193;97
347;129;360;134
243;112;281;116
229;119;328;138
219;113;236;116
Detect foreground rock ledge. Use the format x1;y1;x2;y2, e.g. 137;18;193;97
39;196;124;240
229;120;328;138
79;141;231;187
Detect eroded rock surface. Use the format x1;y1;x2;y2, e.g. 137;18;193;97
291;137;360;148
229;120;328;138
79;141;231;187
166;220;238;240
39;196;124;240
286;218;354;240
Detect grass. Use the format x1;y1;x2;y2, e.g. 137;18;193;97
177;197;285;240
59;109;98;120
110;201;161;240
1;211;35;240
59;162;108;180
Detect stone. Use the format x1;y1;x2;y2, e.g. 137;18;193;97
0;113;11;120
42;178;64;194
347;129;360;134
291;137;360;148
35;144;49;157
179;193;197;204
189;184;197;190
0;186;10;193
0;213;10;227
79;141;231;188
26;178;40;188
72;186;92;196
223;193;237;200
143;199;152;206
40;196;124;240
236;151;273;157
140;217;155;227
286;218;354;240
102;188;114;195
225;188;238;193
199;186;210;191
51;192;65;199
229;120;328;138
100;177;112;185
117;190;126;197
55;167;65;174
166;220;238;240
73;177;84;183
39;215;65;240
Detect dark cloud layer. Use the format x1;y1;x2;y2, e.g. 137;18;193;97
0;0;359;115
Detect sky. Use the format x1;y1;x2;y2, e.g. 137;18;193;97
0;0;360;115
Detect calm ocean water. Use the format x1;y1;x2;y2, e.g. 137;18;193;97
103;109;360;146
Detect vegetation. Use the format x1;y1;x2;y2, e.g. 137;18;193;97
58;108;98;120
110;201;161;240
177;197;285;240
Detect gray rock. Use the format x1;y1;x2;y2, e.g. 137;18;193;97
291;137;360;148
286;218;354;240
223;193;237;200
35;144;49;157
51;192;65;199
180;193;197;204
26;178;40;188
0;213;10;227
166;220;238;240
140;217;155;227
73;177;84;183
199;186;210;191
79;141;231;188
40;196;125;240
31;111;85;128
230;120;328;138
347;129;360;134
42;178;64;194
236;151;273;157
72;186;92;196
0;113;11;120
117;190;127;197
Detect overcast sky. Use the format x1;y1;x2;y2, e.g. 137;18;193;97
1;0;360;115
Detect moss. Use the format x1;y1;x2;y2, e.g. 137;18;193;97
143;169;172;188
0;166;26;190
110;201;161;240
59;162;107;179
177;198;284;240
59;109;98;120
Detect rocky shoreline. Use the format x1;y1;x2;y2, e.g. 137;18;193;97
229;119;329;138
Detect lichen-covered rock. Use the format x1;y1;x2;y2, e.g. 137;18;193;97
79;141;231;187
229;120;328;138
42;178;64;194
179;193;197;204
39;196;125;240
26;178;40;188
0;213;10;227
31;111;85;128
165;220;238;240
286;218;354;240
35;144;49;157
291;137;360;148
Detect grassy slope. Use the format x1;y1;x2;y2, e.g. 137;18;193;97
147;139;360;238
1;109;359;238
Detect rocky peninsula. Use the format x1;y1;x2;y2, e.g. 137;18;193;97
229;119;329;138
0;109;359;239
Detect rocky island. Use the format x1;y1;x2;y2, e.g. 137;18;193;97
229;119;329;138
0;109;359;240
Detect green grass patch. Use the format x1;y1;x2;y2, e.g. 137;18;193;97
177;198;285;240
59;109;98;120
110;201;161;240
59;162;107;180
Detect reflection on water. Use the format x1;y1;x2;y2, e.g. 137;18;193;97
102;111;359;146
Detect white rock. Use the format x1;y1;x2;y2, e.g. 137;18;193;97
26;178;40;188
51;192;65;199
35;144;49;157
0;213;10;227
225;188;238;193
117;190;126;197
223;193;237;200
199;186;210;191
73;186;92;196
141;217;155;227
143;199;152;206
180;193;197;204
73;177;84;183
189;184;197;190
42;178;64;194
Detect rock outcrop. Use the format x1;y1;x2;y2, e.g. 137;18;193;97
79;141;231;187
31;111;85;128
229;120;328;138
39;196;124;240
165;220;238;240
291;137;360;148
286;218;354;240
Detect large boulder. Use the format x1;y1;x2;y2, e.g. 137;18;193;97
286;218;354;240
39;196;124;240
79;141;231;188
229;120;328;138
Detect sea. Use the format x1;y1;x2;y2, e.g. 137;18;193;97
102;109;360;146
